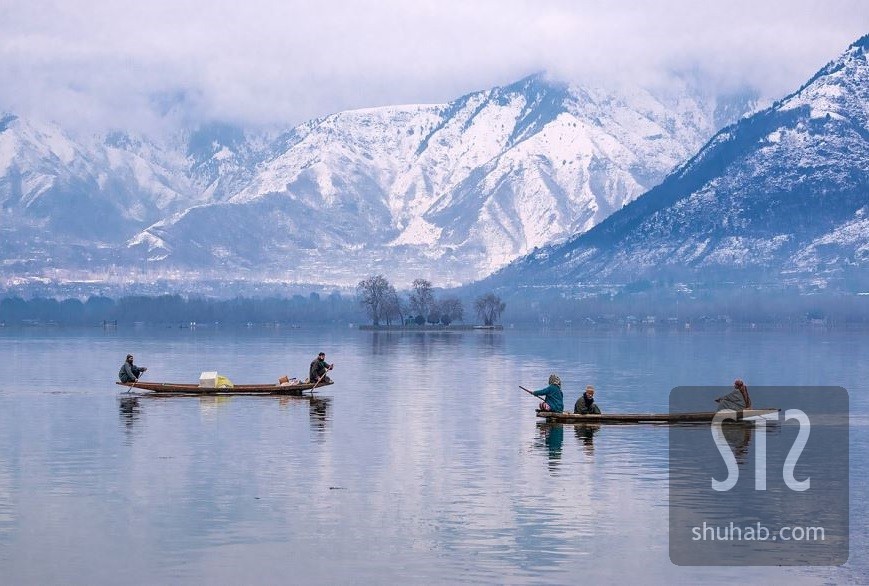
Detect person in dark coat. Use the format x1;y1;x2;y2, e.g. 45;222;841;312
575;385;601;415
118;354;147;383
309;352;334;384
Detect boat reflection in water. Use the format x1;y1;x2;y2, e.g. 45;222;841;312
308;396;332;436
197;395;233;416
117;395;141;436
535;421;602;466
120;391;333;437
574;422;601;456
712;418;755;465
535;421;564;473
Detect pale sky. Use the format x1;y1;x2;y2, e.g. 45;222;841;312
1;0;867;134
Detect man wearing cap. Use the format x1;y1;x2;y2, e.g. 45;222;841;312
574;385;601;415
533;374;564;412
118;354;147;383
309;352;334;384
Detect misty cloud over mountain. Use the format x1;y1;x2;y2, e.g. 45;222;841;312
485;36;869;293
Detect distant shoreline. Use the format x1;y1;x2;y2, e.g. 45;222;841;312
357;324;504;331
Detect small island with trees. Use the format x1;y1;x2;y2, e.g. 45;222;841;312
356;275;505;330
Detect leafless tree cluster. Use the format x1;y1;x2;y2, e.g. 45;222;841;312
357;276;482;326
356;274;399;326
474;292;506;326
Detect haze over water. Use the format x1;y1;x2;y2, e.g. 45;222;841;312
0;326;866;584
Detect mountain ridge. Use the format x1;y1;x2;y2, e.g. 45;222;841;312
0;74;756;292
483;35;869;293
123;74;747;286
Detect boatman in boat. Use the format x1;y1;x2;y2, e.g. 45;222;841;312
309;352;334;384
574;385;601;415
715;379;752;410
118;354;147;383
533;374;564;413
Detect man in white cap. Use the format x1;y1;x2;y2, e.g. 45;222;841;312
574;385;601;414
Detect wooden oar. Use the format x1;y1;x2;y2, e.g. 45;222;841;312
122;361;148;394
310;368;331;393
522;385;555;414
126;373;144;394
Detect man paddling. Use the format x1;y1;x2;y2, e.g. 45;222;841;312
118;354;147;383
309;352;334;384
533;374;564;413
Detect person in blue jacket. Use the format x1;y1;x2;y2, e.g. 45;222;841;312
534;374;564;412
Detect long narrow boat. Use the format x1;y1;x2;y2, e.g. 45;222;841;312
116;380;334;396
537;408;779;424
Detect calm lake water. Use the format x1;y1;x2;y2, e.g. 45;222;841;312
0;326;866;584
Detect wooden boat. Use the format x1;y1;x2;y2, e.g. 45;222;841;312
537;408;779;424
116;380;333;396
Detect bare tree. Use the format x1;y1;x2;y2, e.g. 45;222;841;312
409;279;434;321
439;296;464;324
382;285;406;326
474;293;506;326
427;300;442;325
357;275;392;326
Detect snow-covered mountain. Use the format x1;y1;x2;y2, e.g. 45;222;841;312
124;75;751;287
0;114;191;273
0;73;756;293
0;114;269;279
485;36;869;293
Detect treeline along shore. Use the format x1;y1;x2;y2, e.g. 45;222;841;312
0;294;360;326
358;324;504;331
2;287;869;328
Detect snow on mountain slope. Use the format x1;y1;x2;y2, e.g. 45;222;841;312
486;36;869;292
0;114;193;275
128;74;744;286
0;113;277;277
